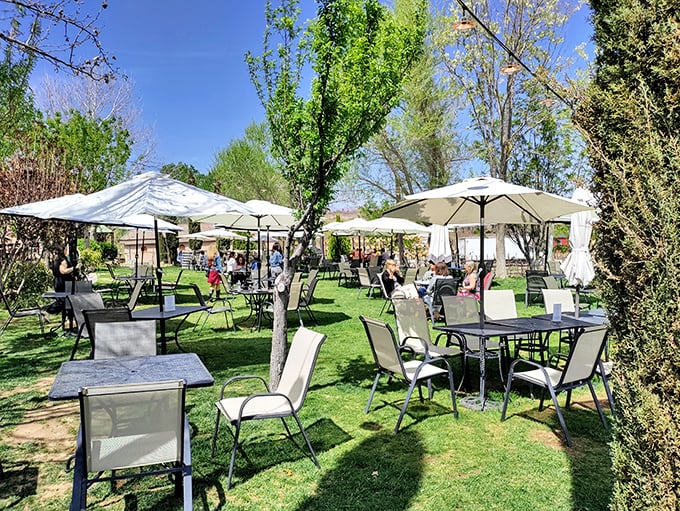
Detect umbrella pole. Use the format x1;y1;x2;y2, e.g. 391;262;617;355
134;229;139;277
479;202;486;329
154;218;167;353
257;220;262;287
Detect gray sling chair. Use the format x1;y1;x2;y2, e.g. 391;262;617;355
67;293;106;360
81;307;132;359
190;283;236;332
211;327;327;489
93;320;157;359
501;324;610;447
360;315;458;434
69;380;192;511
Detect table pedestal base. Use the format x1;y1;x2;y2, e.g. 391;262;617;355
460;394;503;412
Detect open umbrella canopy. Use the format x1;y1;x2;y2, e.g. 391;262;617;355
322;218;373;235
199;199;296;230
362;217;431;236
186;228;247;240
385;176;594;326
385;176;593;226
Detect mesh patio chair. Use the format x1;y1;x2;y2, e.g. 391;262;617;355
524;270;549;307
501;325;610;447
428;277;459;323
161;269;184;295
440;294;508;388
542;288;577;352
360;315;458;434
69;380;192;511
67;293;107;360
299;277;319;324
81;308;132;359
211;327;327;489
356;268;381;298
392;298;463;366
485;289;542;364
0;280;48;337
94;320;157;359
337;261;354;287
190;283;235;332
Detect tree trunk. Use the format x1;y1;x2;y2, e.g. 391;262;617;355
495;225;507;278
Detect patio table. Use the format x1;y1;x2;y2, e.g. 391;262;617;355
48;352;214;400
237;288;273;331
131;305;208;354
434;322;527;410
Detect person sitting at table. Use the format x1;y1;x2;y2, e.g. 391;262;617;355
232;254;249;285
423;261;455;320
417;260;437;298
226;251;236;279
206;249;223;301
457;260;480;299
381;259;405;297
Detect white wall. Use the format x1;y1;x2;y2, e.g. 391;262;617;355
458;237;525;261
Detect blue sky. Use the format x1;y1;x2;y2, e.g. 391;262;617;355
45;1;594;176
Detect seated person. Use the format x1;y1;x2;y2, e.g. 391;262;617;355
457;260;480;299
232;254;249;284
381;259;405;297
423;261;454;320
417;260;437;298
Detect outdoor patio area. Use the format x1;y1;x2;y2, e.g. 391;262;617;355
0;268;613;511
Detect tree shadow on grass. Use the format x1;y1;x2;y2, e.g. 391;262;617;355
296;429;424;511
195;417;352;509
0;462;38;508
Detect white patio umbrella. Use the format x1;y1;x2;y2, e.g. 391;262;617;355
187;228;247;240
199;199;297;284
560;187;597;315
384;176;594;326
3;172;253;344
428;224;453;264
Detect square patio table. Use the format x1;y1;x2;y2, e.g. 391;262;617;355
434;322;527;410
48;352;214;400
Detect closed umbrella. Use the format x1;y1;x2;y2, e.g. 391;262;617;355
384;176;593;326
560;187;597;315
428;225;452;264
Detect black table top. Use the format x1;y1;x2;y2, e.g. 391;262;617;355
131;304;208;320
48;352;214;400
434;321;526;337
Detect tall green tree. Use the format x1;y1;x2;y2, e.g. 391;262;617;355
576;1;680;508
248;0;426;386
439;0;583;276
209;122;289;204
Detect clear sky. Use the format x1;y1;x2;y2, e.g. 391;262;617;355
45;1;594;176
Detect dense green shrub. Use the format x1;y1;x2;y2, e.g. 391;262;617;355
328;235;351;262
6;260;52;307
78;248;103;274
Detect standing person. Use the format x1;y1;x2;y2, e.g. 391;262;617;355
206;249;223;300
380;259;405;297
269;243;283;279
50;244;81;319
226;251;236;280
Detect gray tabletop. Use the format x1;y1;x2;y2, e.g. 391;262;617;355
48;352;214;400
131;304;208;320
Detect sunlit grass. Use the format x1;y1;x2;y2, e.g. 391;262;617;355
0;266;614;510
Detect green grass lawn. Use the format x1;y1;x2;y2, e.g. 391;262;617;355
0;266;614;510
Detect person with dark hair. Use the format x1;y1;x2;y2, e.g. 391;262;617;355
49;244;81;317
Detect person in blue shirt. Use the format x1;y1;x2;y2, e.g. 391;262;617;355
269;243;283;279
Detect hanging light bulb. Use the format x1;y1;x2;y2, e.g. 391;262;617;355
500;62;522;75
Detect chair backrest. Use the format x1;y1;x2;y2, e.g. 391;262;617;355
67;293;106;336
292;272;303;283
483;289;518;320
190;283;208;307
559;325;608;386
483;272;494;290
274;327;327;411
441;294;479;324
0;281;19;313
173;269;184;286
526;272;548;291
79;379;185;472
360;315;406;378
392;298;433;352
82;308;132;355
367;266;381;284
431;277;459;310
302;277;318;305
306;268;319;283
106;263;117;280
94;320;157;359
338;261;351;275
219;272;235;294
542;276;560;290
542;289;576;313
287;282;304;312
74;280;94;294
357;268;372;286
126;280;145;311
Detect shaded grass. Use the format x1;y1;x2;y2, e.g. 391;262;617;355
0;267;614;510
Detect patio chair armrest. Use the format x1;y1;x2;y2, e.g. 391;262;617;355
507;357;546;373
237;391;295;419
401;335;431;358
435;331;465;348
220;375;269;399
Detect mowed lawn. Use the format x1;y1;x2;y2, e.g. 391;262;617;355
0;266;614;510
